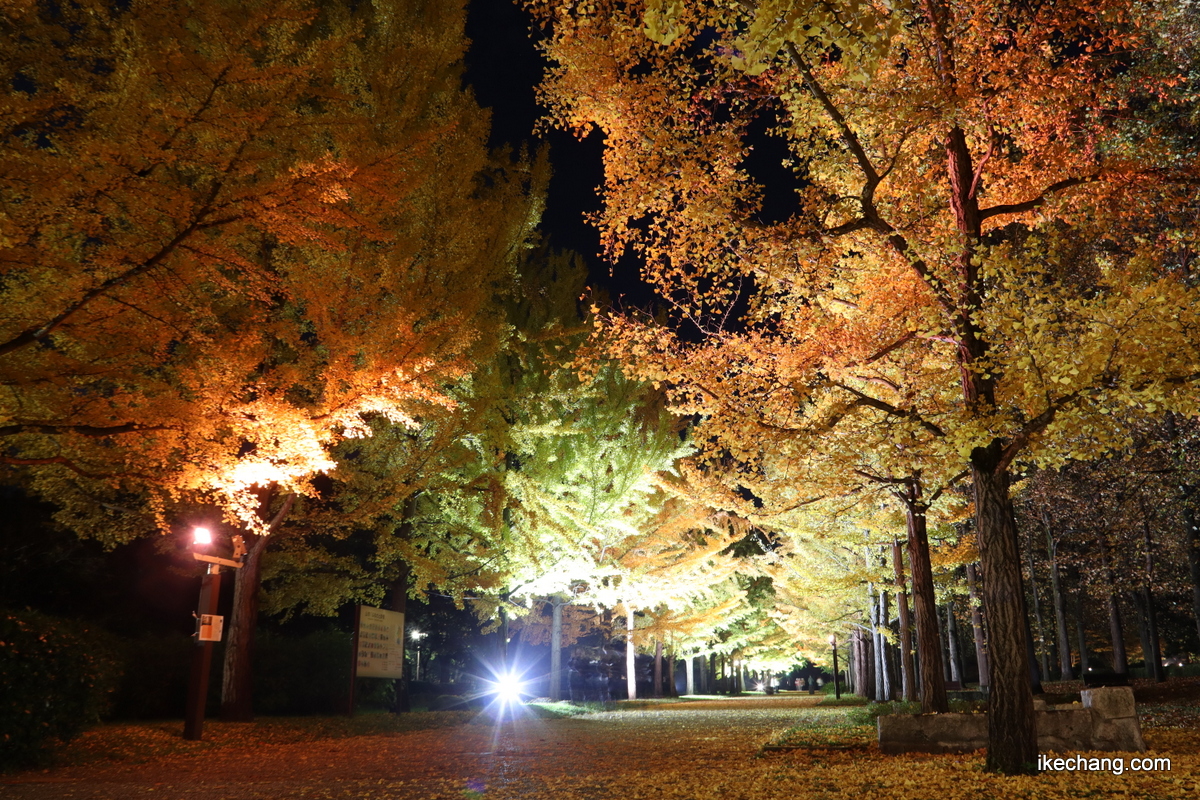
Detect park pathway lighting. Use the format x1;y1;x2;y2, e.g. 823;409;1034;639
410;628;427;681
829;634;841;700
183;526;245;741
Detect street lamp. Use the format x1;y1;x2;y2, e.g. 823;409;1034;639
183;526;245;741
829;634;841;700
410;628;426;682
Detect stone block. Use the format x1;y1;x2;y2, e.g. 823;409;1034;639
1035;708;1092;752
1089;717;1147;753
1082;686;1137;719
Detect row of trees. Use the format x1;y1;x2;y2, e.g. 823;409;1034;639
5;0;1200;778
527;0;1200;773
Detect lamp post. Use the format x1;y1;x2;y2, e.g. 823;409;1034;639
183;527;245;741
829;634;841;700
410;629;426;682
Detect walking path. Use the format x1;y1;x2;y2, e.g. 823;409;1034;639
2;697;823;800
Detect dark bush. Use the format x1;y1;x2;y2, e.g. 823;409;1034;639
108;633;193;720
0;608;121;769
253;628;355;715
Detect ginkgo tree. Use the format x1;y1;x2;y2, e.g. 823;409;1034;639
2;0;541;720
530;0;1200;772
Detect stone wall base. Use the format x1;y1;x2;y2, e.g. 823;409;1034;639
878;686;1145;755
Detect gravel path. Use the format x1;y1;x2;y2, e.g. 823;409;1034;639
1;697;823;800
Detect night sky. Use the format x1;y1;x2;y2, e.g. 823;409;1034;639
463;0;657;313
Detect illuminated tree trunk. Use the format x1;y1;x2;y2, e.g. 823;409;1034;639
892;538;917;701
946;599;962;685
685;655;695;695
550;597;564;701
220;493;294;722
971;453;1037;774
666;649;676;697
905;494;948;712
625;604;636;700
966;563;989;688
653;639;663;698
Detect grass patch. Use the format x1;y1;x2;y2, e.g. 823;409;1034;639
817;693;868;707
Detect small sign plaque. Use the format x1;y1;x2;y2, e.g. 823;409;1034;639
355;606;405;679
197;614;223;642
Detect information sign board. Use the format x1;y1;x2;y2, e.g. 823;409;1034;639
355;606;405;679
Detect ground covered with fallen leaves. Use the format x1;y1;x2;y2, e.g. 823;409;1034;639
2;693;1197;799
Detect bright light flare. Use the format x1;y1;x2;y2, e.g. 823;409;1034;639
491;672;526;705
193;527;213;546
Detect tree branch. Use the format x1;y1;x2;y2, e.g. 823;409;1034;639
0;422;170;437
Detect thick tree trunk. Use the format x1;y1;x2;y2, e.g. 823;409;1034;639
1044;523;1073;680
625;604;636;700
219;493;295;722
653;639;663;698
892;538;917;701
550;597;564;701
905;497;948;713
966;563;989;688
685;654;695;695
972;458;1037;774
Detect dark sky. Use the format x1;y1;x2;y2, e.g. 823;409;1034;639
463;0;657;312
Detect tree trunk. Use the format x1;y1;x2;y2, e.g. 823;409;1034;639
892;538;917;701
1044;521;1073;680
391;562;411;713
1100;539;1128;673
666;649;676;696
1187;505;1200;652
685;654;695;695
971;457;1037;774
219;493;295;722
905;495;948;713
946;599;963;685
653;639;663;698
1074;579;1090;675
966;563;989;688
1140;518;1164;682
625;603;636;700
879;588;894;700
1025;530;1052;682
550;597;564;701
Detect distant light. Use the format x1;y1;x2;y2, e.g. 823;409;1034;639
828;634;836;646
193;527;213;546
410;629;423;640
755;681;766;692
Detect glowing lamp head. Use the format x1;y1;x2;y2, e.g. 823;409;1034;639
828;634;836;646
193;527;213;547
